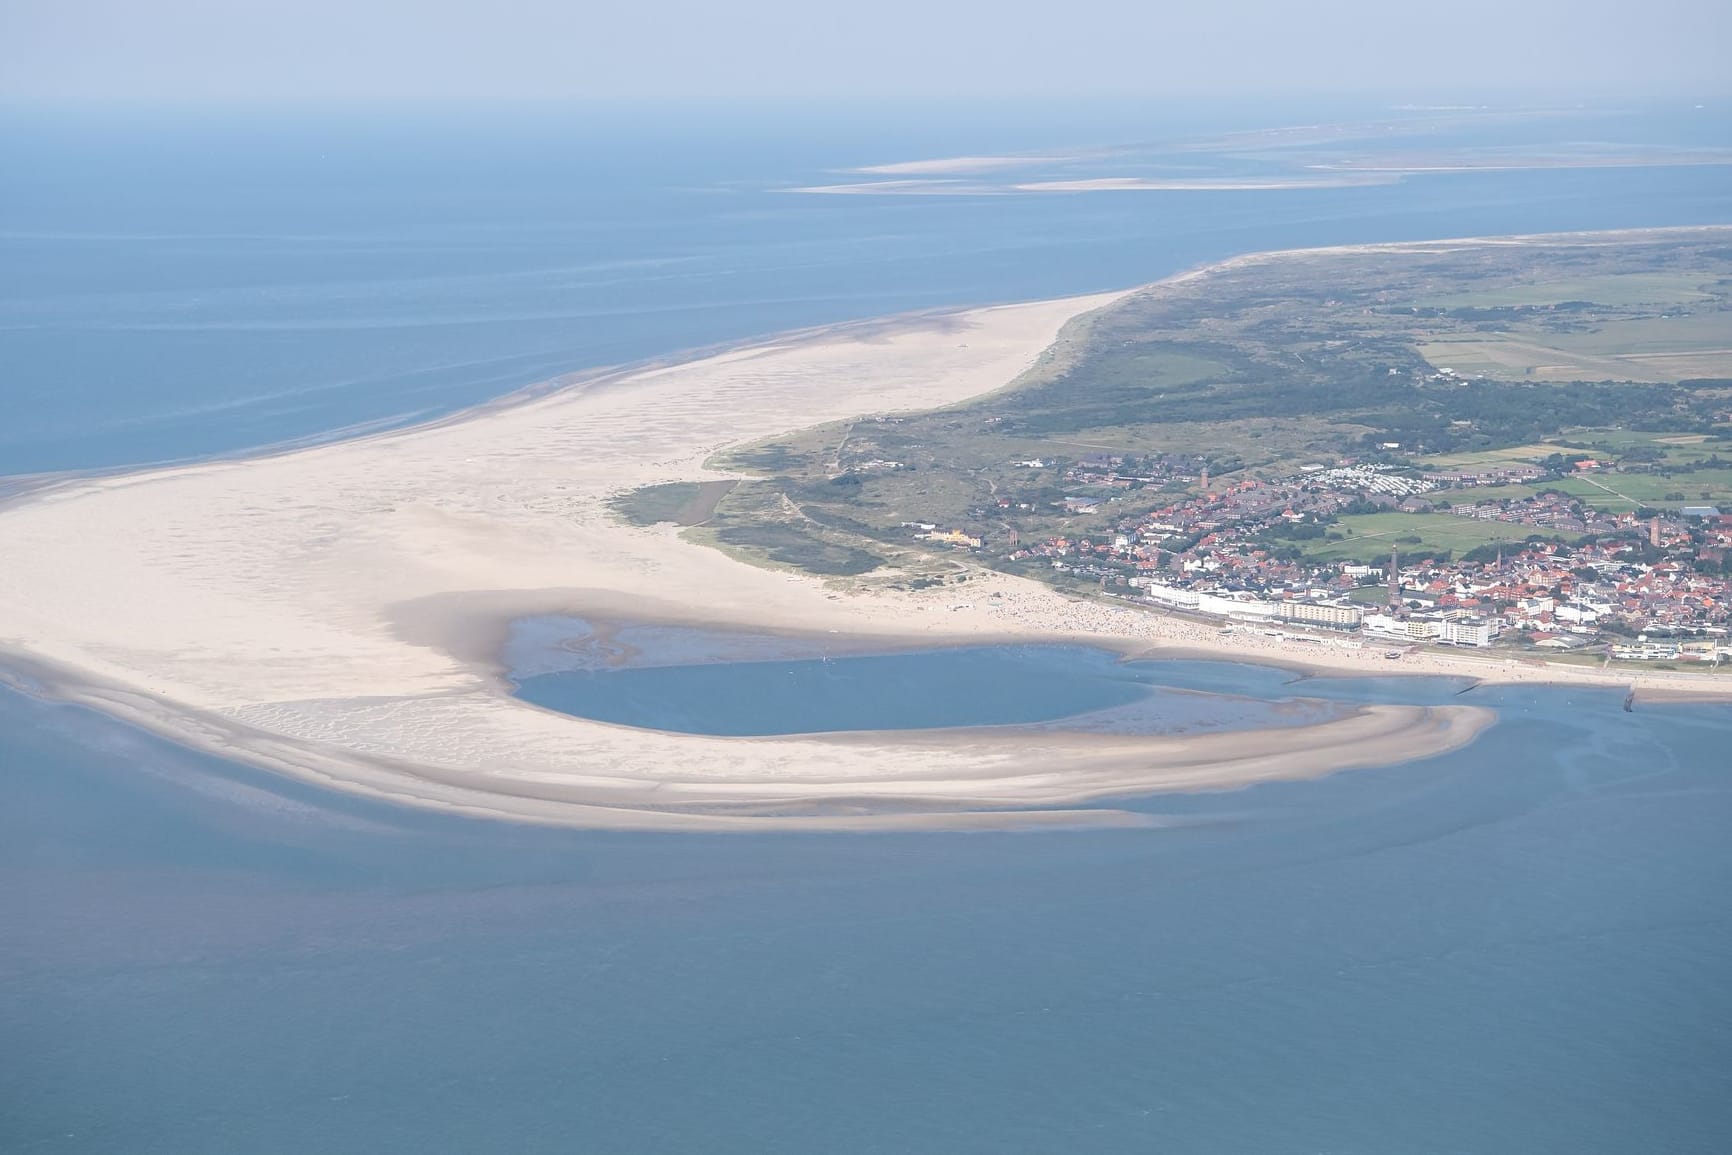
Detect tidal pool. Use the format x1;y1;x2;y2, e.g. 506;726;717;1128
507;617;1349;736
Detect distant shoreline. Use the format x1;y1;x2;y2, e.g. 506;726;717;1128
2;226;1727;831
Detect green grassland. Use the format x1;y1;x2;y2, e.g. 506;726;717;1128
1418;313;1732;382
1429;430;1732;470
1415;272;1722;309
614;231;1732;579
1565;430;1732;457
611;480;738;526
1422;429;1732;513
1296;512;1572;564
1546;470;1732;512
1423;443;1572;468
682;481;893;577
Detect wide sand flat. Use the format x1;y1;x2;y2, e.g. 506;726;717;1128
5;242;1715;830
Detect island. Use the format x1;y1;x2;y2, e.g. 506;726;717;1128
1;227;1727;830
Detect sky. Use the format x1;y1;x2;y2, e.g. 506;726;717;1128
1;0;1728;105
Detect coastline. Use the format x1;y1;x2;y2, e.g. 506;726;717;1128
2;228;1727;831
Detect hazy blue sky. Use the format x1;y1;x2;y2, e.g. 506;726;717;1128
2;0;1728;104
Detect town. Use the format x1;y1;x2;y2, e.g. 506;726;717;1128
978;452;1732;664
690;235;1732;670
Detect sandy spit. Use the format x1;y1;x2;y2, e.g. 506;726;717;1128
3;230;1726;832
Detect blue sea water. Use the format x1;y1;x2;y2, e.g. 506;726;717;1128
3;102;1732;1152
511;632;1348;736
5;669;1731;1153
4;102;1731;476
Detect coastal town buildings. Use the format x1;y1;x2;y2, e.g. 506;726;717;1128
994;452;1732;663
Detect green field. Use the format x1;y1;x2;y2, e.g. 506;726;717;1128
1573;430;1730;454
1415;427;1732;512
1423;443;1569;468
1547;470;1732;512
1415;272;1719;309
1419;313;1732;383
1427;432;1732;470
1297;512;1572;563
1412;471;1731;514
1446;482;1546;504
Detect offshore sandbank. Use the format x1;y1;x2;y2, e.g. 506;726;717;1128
1;234;1724;831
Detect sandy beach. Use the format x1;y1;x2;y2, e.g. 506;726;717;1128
2;237;1725;831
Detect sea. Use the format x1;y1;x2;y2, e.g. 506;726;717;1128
2;101;1731;1153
